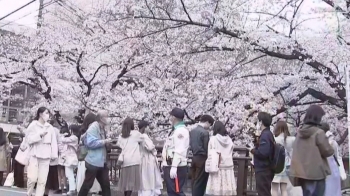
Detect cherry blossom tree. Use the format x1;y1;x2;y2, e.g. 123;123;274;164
1;0;350;150
109;0;350;144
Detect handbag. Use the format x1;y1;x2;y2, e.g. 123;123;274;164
205;137;221;173
3;172;14;187
333;154;347;180
77;143;88;161
331;140;347;180
117;138;129;166
15;137;31;166
205;149;220;173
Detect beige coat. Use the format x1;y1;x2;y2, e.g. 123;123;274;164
289;125;334;185
0;139;10;172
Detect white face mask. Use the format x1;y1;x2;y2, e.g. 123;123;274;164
41;113;50;122
144;127;150;133
256;121;261;131
101;117;108;125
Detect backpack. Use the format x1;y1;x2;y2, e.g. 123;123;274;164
270;135;286;174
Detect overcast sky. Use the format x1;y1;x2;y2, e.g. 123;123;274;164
0;0;41;29
0;0;338;35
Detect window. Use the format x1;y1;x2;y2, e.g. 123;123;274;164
0;85;36;124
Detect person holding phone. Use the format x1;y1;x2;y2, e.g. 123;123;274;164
78;110;113;196
26;107;59;196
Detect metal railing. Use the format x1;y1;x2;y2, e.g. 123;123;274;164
107;147;258;195
3;147;257;195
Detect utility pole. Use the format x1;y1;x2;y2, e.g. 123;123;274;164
37;0;45;28
346;65;350;171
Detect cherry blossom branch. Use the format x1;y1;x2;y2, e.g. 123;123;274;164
64;51;110;96
236;72;317;81
322;0;350;19
275;87;343;116
133;15;345;102
179;0;193;22
289;0;305;37
110;61;148;90
29;53;52;100
74;52;93;96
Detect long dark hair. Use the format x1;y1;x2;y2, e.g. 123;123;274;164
274;121;290;143
80;113;97;134
60;126;70;137
0;128;6;146
213;121;228;136
138;120;149;134
121;117;134;138
69;124;81;139
34;107;49;121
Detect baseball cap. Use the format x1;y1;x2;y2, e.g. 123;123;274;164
169;107;185;120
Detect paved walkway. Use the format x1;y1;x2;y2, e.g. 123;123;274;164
2;185;349;196
0;186;188;196
0;187;27;196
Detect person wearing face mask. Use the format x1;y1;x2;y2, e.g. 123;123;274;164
247;112;274;196
78;110;113;196
189;114;215;196
26;107;59;196
137;120;163;196
162;107;190;196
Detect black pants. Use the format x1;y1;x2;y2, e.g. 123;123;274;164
0;171;3;186
12;160;24;188
163;166;188;196
255;169;274;196
78;163;111;196
191;155;208;196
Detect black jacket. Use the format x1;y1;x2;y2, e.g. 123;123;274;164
189;125;209;156
253;128;274;172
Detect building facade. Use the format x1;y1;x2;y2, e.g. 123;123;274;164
0;20;37;133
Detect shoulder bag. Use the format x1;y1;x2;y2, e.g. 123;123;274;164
15;137;31;166
205;137;221;173
117;138;129;166
77;136;88;161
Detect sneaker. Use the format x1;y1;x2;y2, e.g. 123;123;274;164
67;190;77;196
53;190;62;194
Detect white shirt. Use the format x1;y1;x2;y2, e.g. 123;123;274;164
162;125;189;167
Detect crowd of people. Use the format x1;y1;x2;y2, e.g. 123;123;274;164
0;104;346;196
248;105;346;196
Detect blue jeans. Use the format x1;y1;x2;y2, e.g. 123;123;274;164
300;179;325;196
